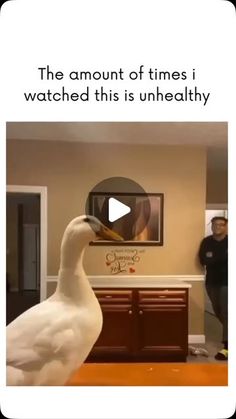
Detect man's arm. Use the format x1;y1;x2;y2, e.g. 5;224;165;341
198;239;207;266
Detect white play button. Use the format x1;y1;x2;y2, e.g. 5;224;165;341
108;197;131;222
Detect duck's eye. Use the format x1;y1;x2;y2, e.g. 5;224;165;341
83;217;90;223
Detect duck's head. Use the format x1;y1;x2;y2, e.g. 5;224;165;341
81;215;123;242
60;215;123;270
59;216;124;279
62;215;123;250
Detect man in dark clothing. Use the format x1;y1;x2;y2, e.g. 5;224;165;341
199;216;228;360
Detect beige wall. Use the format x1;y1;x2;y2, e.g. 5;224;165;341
7;140;206;275
7;139;207;335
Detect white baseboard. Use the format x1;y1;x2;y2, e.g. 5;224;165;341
188;335;205;344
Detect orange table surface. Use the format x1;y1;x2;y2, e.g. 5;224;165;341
67;362;228;386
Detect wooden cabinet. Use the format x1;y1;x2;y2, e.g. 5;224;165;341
88;288;188;362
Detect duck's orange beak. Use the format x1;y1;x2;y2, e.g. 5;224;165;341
96;224;123;241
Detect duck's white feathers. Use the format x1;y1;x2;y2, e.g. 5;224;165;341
6;215;116;386
7;290;102;385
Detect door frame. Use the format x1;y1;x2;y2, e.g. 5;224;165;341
7;185;47;301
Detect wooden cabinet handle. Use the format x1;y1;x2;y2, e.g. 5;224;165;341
128;310;132;315
139;310;143;315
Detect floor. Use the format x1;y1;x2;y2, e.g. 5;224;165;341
187;301;227;363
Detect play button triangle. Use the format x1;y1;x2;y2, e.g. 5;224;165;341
108;197;131;222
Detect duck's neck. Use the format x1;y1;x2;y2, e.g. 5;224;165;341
55;249;93;302
59;247;85;276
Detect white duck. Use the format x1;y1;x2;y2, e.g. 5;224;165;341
6;215;123;386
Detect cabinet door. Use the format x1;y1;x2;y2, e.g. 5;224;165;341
92;304;134;358
89;289;134;359
137;304;188;359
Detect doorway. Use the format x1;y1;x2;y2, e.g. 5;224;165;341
204;204;228;357
6;186;47;325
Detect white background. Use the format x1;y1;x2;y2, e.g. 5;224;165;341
0;0;235;418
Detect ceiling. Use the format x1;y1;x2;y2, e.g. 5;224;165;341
6;121;227;171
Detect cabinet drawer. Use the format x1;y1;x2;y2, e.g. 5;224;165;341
138;290;187;304
94;289;133;304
